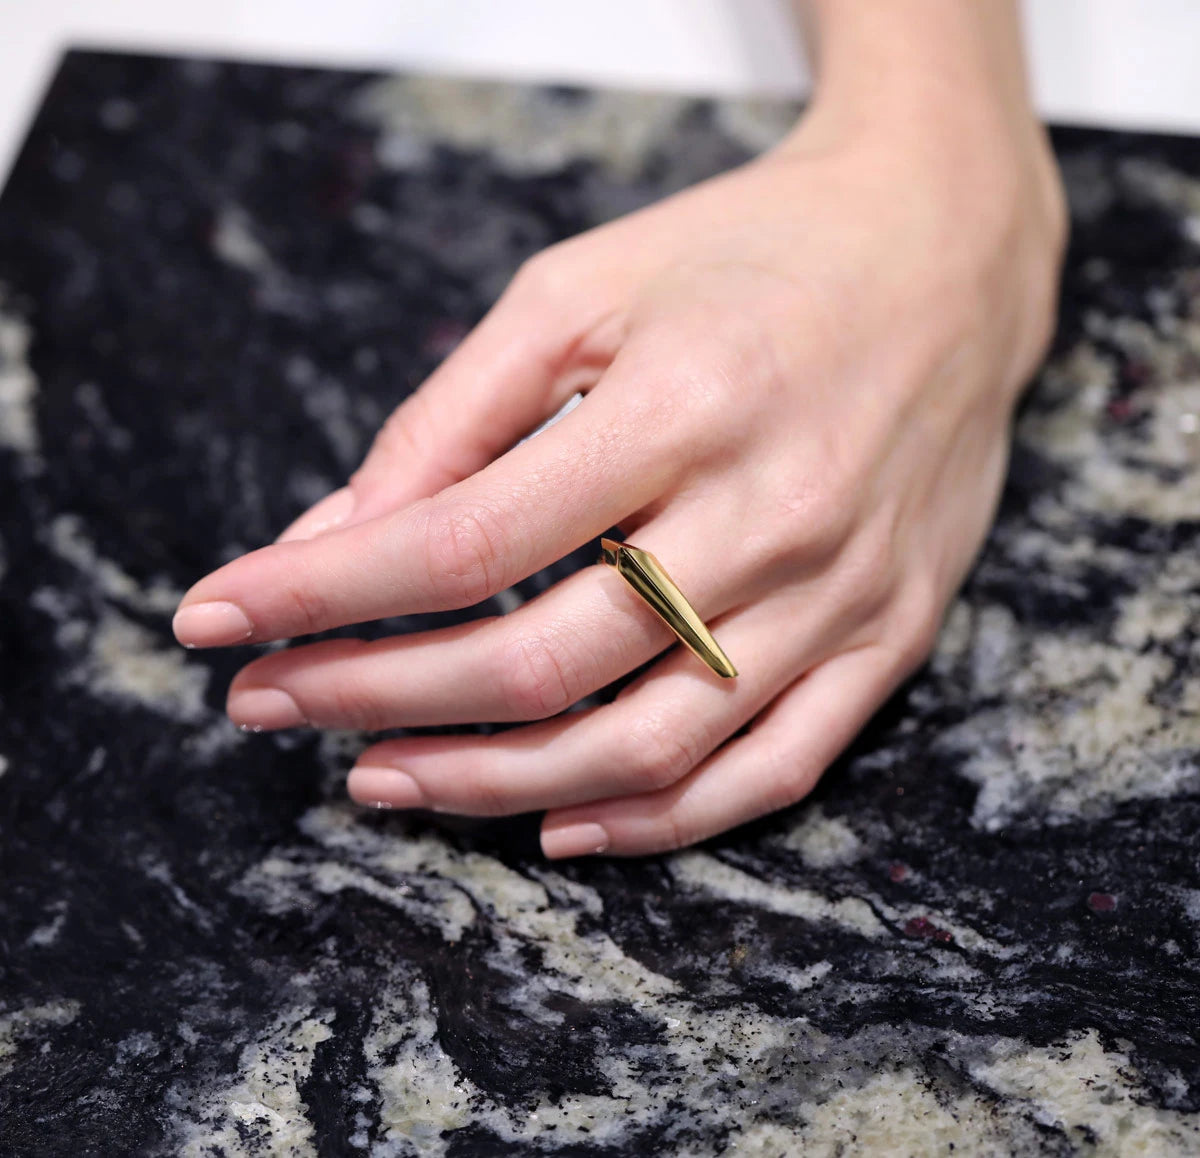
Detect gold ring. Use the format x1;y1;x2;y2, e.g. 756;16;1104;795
599;537;737;679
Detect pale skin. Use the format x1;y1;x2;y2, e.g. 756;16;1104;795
172;0;1068;858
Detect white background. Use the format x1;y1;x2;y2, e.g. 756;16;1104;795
2;0;1200;183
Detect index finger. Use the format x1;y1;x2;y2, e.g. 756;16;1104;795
171;377;681;647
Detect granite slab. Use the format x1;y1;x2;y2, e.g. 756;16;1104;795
0;49;1198;1157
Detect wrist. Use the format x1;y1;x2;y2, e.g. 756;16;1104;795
758;8;1068;407
798;0;1034;124
786;0;1066;263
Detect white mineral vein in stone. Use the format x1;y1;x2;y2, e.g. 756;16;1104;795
945;628;1199;831
178;717;248;765
24;901;68;949
45;513;182;613
76;608;210;722
1178;887;1200;925
930;519;1200;830
526;862;605;918
365;974;478;1154
169;1008;333;1158
31;588;208;720
74;380;132;451
114;1030;159;1065
674;850;1016;957
1114;573;1200;650
294;804;681;1007
749;1064;1018;1158
119;920;144;948
971;1029;1200;1156
751;959;834;993
1023;326;1200;524
1119;156;1200;216
284;355;363;470
778;805;864;868
669;851;887;938
960;604;1023;698
0;999;81;1078
141;856;215;932
931;597;975;671
232;797;1200;1153
722;1027;1200;1156
364;968;693;1154
356;76;689;179
260;852;474;936
874;901;1015;958
212;203;273;273
0;298;39;458
233;807;853;1149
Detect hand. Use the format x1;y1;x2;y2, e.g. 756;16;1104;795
172;60;1066;857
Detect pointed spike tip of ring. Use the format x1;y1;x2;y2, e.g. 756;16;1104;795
599;536;738;679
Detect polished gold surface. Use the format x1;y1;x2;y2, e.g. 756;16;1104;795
599;537;737;679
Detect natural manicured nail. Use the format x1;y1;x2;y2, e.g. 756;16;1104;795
173;601;253;647
541;821;610;859
227;687;306;731
276;486;355;543
347;765;426;810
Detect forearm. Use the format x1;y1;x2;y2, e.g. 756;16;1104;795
797;0;1034;132
779;0;1066;408
786;1;1064;269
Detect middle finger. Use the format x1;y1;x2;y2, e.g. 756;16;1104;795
344;580;852;815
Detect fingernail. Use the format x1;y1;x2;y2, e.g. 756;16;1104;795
541;821;610;859
347;765;426;810
227;687;306;731
173;601;253;647
276;486;355;543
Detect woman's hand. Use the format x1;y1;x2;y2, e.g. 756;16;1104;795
172;5;1066;857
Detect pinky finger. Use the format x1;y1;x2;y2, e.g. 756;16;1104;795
540;644;903;858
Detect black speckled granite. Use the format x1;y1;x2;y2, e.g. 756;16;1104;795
1;49;1199;1157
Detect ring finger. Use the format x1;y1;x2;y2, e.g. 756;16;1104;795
343;580;862;815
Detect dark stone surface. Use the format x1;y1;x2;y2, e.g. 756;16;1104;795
0;49;1198;1156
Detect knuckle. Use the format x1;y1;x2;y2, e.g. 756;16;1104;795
795;479;856;561
497;631;579;720
626;714;705;791
889;577;946;675
314;662;392;731
769;753;823;815
759;472;855;574
740;726;821;816
636;296;788;442
420;501;507;608
372;392;427;464
279;574;330;635
645;336;755;454
507;246;573;307
657;809;691;854
838;527;901;623
351;391;436;498
668;350;736;420
326;681;388;732
455;765;512;816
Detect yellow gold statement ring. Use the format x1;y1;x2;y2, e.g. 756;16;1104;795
599;537;737;679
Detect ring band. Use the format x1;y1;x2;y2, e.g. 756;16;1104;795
599;537;737;679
